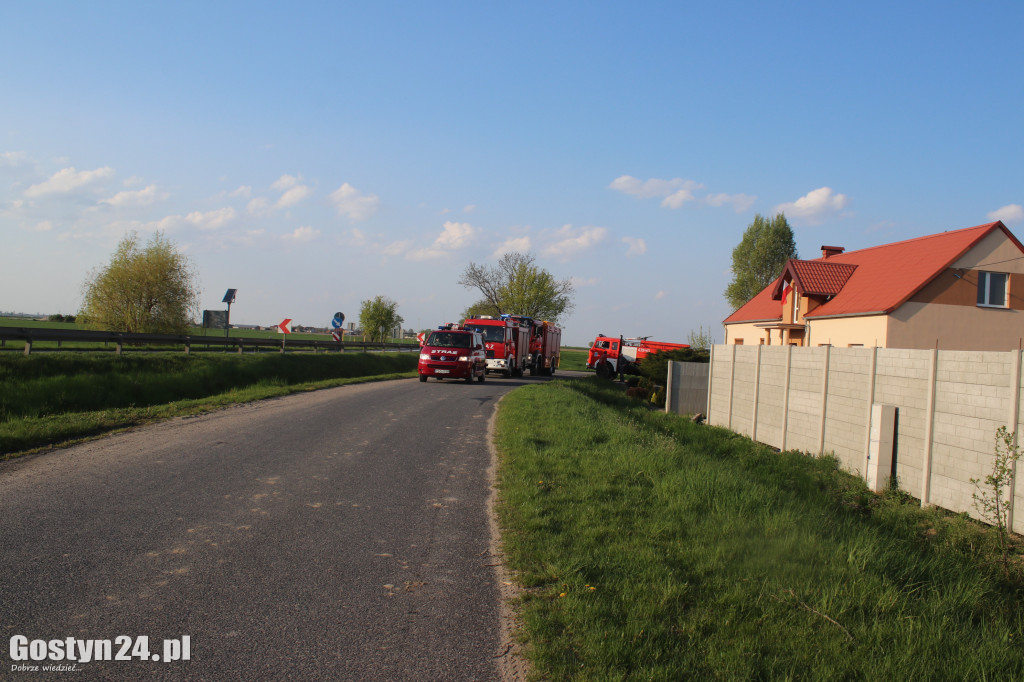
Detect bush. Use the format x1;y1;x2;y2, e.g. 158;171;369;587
638;347;710;385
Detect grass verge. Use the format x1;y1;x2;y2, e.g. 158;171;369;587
1;352;416;457
494;378;1024;680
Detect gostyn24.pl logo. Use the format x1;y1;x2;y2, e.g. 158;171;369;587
9;635;191;668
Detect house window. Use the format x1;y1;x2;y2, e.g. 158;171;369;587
977;271;1009;308
734;338;744;345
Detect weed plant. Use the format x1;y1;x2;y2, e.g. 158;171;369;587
0;352;416;455
495;379;1024;680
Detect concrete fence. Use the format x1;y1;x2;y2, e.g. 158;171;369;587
705;344;1024;534
665;361;710;416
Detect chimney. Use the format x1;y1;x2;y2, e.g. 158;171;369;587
821;245;845;259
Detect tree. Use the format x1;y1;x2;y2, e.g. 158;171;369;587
458;252;574;322
686;325;715;350
724;213;797;310
359;295;403;343
79;231;199;334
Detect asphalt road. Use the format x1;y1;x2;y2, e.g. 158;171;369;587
1;374;545;680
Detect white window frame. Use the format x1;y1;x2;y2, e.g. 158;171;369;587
977;271;1009;308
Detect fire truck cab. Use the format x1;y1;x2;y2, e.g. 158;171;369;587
418;324;486;383
462;316;530;377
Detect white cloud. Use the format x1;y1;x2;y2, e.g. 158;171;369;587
247;197;271;215
32;220;53;232
330;182;380;221
464;204;476;213
283;226;320;242
230;185;252;198
988;204;1024;225
542;224;608;261
570;276;599;287
186;207;236;230
0;151;29;167
435;221;476;249
655;290;668;300
622;236;647;256
705;192;756;213
24;166;114;197
271;174;301;191
101;184;165;207
662;188;698;209
491;235;532;258
774;187;849;225
609;175;704;200
276;184;313;208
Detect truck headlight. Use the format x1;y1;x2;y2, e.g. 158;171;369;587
458;355;469;362
419;353;429;360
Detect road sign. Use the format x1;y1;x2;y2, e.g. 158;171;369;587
277;318;292;334
331;312;345;329
417;331;426;346
331;331;341;342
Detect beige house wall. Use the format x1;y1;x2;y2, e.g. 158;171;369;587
723;321;770;346
888;302;1024;351
953;229;1024;272
806;314;889;348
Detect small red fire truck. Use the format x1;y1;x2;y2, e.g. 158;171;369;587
586;334;689;379
417;324;487;383
462;315;531;377
506;315;561;376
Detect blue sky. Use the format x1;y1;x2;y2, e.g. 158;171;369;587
2;1;1022;346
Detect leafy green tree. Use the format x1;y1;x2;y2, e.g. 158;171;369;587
458;252;574;322
687;325;715;350
359;295;403;342
79;231;199;334
724;213;797;310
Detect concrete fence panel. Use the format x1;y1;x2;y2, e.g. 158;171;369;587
704;345;1024;534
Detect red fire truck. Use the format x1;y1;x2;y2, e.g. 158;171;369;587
462;315;531;377
418;324;487;383
586;334;689;379
506;315;561;376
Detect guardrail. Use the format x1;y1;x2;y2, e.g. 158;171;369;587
0;327;418;356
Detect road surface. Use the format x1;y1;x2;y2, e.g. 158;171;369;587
1;375;544;680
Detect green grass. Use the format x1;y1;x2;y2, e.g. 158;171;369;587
558;348;591;372
494;378;1024;680
0;352;417;456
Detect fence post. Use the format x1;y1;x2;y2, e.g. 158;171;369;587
705;344;715;419
665;361;676;414
920;348;939;507
1007;349;1022;532
781;344;792;451
23;340;32;356
863;346;879;478
727;344;737;430
818;345;831;455
751;345;762;442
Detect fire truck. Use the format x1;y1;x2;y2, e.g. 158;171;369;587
462;315;531;377
506;315;562;376
417;324;487;383
586;334;689;379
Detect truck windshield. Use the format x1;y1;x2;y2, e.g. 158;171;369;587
427;332;471;348
464;325;505;343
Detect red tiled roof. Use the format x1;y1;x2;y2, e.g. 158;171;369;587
771;260;858;298
724;221;1019;324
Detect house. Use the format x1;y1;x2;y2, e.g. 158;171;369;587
723;221;1024;350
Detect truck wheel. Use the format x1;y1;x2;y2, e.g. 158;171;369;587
477;373;485;383
419;374;427;382
464;373;473;384
596;360;614;380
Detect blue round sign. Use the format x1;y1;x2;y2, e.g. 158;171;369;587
331;312;345;328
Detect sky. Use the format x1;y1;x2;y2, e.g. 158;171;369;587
2;1;1022;347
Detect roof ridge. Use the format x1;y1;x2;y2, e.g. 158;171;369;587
814;221;999;260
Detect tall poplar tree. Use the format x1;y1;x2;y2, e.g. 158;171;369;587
724;213;798;310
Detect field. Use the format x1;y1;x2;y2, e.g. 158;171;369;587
494;378;1024;680
0;352;417;456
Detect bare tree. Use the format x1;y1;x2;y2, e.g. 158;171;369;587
458;252;574;322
